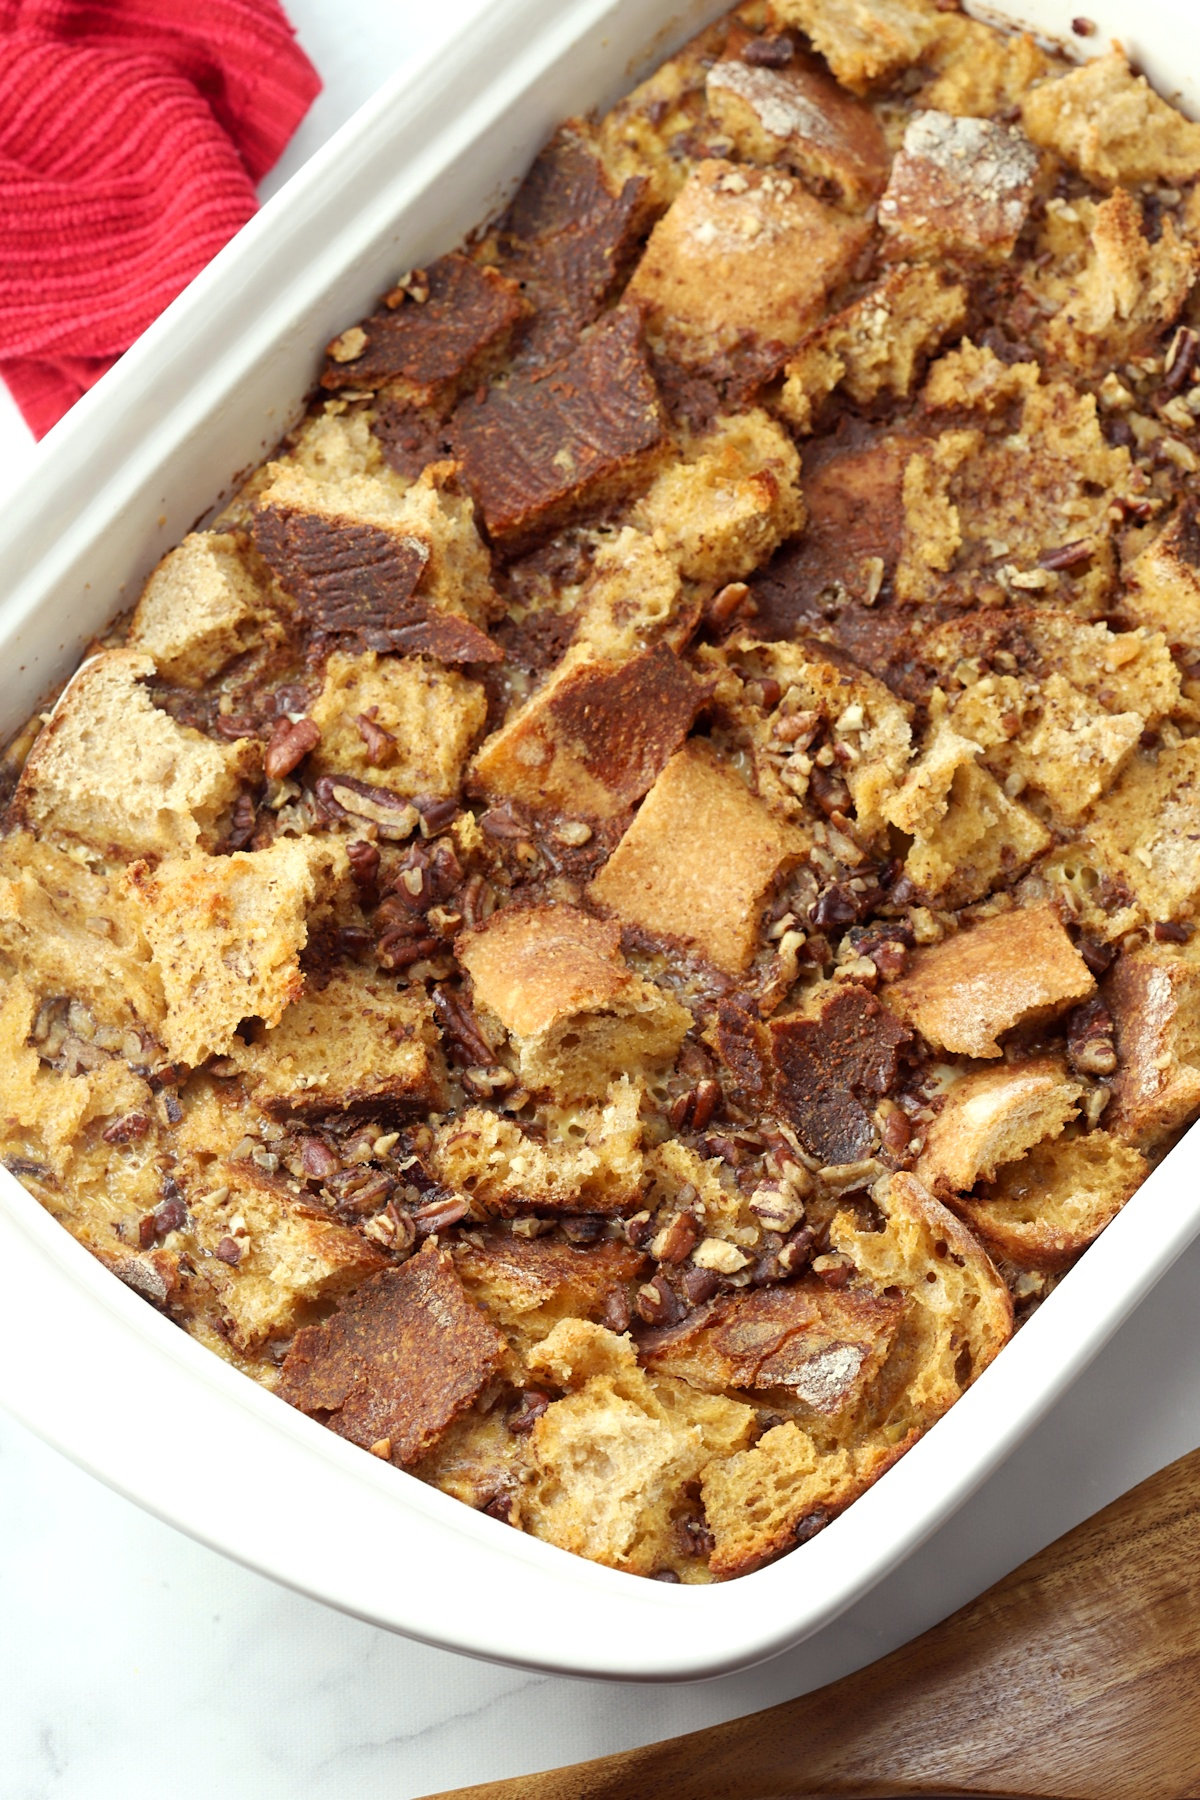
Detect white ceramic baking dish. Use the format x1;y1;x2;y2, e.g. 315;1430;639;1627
1;0;1198;1683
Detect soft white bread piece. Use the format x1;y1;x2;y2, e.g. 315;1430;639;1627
309;650;485;798
432;1077;644;1216
128;533;268;687
13;650;257;859
883;725;1050;907
833;1170;1013;1434
590;741;808;972
458;904;690;1099
705;47;890;208
226;970;446;1122
955;1129;1149;1272
884;906;1094;1059
0;831;165;1035
515;1319;757;1577
626;159;870;363
1105;938;1200;1150
916;1056;1083;1196
1021;49;1200;188
122;837;348;1068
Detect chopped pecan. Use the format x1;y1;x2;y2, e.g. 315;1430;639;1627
265;715;321;780
1066;995;1118;1078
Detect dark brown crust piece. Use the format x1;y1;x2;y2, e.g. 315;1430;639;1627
277;1249;506;1467
544;643;713;807
361;615;503;665
320;254;528;400
451;310;666;551
251;508;429;639
640;1277;905;1414
455;1230;647;1318
714;993;771;1105
770;985;913;1165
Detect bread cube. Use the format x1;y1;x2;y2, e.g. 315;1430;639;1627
920;15;1053;118
768;0;940;94
123;837;348;1068
432;1077;644;1216
916;1057;1082;1195
278;1248;507;1465
309;650;485;798
884;905;1094;1059
517;1319;756;1577
770;983;912;1166
454;1231;646;1350
1123;500;1200;653
701;1421;902;1579
128;533;268;688
459;904;689;1098
228;970;446;1122
589;741;809;973
0;831;165;1036
572;528;684;661
705;50;889;207
451;310;666;553
730;638;912;838
627;160;870;365
253;452;499;646
14;650;256;860
1026;191;1196;378
780;264;968;433
594;11;732;214
899;345;1130;612
631;409;804;585
183;1162;388;1360
879;112;1039;264
642;1277;905;1422
884;728;1050;908
320;252;528;408
468;643;710;821
1105;939;1200;1149
1086;741;1200;926
1021;49;1200;189
831;1170;1012;1417
957;1130;1148;1272
0;975;155;1180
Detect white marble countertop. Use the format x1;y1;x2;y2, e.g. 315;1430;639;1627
3;6;1200;1796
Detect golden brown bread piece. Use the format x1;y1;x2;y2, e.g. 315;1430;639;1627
916;1057;1083;1198
705;47;889;207
768;0;939;94
1021;49;1200;189
459;904;690;1099
878;111;1039;265
589;740;808;972
627;159;870;365
884;908;1095;1060
128;532;271;688
122;838;348;1068
309;650;486;798
955;1130;1150;1273
1104;939;1200;1150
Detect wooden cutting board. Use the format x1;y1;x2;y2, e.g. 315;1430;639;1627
423;1446;1200;1800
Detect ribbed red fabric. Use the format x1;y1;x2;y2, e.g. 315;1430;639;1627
0;1;320;436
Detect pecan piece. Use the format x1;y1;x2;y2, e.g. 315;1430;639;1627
265;715;321;780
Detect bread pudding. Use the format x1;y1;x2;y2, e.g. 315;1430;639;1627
4;0;1200;1583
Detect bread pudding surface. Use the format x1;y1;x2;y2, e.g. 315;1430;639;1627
6;0;1200;1582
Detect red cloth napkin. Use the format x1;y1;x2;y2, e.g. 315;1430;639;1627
0;0;320;437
